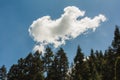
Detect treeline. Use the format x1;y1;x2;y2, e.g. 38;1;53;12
1;26;120;80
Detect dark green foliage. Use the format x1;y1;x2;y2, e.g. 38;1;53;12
0;65;7;80
43;46;54;80
115;58;120;80
43;47;54;74
45;48;69;80
8;51;44;80
112;26;120;56
112;26;120;49
54;48;69;80
73;45;84;80
74;45;84;64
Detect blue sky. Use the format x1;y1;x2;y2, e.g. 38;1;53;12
0;0;120;69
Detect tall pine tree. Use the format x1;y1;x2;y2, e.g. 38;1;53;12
0;65;7;80
43;46;54;80
56;48;69;80
73;45;84;80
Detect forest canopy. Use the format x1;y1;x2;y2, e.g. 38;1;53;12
1;26;120;80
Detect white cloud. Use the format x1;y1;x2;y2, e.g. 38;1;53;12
33;44;45;53
28;6;106;53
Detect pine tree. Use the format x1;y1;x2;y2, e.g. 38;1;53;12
43;46;54;80
73;45;84;80
8;64;19;80
82;60;91;80
56;48;69;80
44;48;68;80
112;26;120;57
111;26;120;79
0;65;7;80
112;26;120;49
8;51;44;80
115;57;120;80
47;55;59;80
74;45;84;64
32;51;44;80
103;47;115;80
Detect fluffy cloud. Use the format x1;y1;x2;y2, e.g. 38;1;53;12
29;6;106;52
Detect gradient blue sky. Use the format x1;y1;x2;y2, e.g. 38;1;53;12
0;0;120;69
